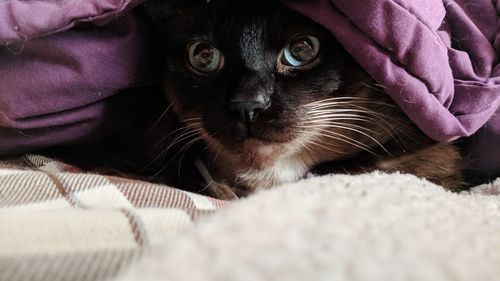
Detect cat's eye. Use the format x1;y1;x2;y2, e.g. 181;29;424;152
281;35;321;68
187;41;224;74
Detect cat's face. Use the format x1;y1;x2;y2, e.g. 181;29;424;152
145;0;400;189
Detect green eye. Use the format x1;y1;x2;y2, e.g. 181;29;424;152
187;41;224;74
282;35;321;67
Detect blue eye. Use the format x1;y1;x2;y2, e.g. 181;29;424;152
188;41;224;74
281;35;321;67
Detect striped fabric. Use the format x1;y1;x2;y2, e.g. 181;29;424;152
0;155;229;281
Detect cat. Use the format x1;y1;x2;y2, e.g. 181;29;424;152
142;0;465;199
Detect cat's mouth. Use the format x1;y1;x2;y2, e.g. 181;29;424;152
239;143;288;169
205;124;294;154
240;138;281;153
213;136;292;169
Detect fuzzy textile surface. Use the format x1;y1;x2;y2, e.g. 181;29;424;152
116;173;500;281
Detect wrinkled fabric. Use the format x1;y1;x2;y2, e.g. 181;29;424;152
0;0;152;154
0;0;143;44
0;0;498;175
283;0;499;177
284;0;499;143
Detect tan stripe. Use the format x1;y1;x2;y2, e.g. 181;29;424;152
15;174;47;205
0;172;64;207
116;181;198;209
24;154;53;168
0;249;140;281
174;188;192;209
125;182;147;207
58;173;111;194
186;209;218;221
210;197;232;208
23;154;42;168
0;175;25;205
120;209;149;247
41;171;82;207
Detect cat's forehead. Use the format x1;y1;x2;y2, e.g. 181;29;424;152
148;0;331;72
215;1;322;41
161;0;325;47
237;21;269;71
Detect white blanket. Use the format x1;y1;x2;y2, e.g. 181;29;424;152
117;172;500;281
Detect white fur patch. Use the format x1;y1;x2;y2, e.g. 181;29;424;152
237;151;313;189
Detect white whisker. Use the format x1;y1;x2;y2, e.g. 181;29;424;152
306;129;380;156
143;129;201;172
147;101;174;132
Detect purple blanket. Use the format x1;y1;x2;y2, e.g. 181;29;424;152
0;0;152;154
0;0;499;173
284;0;500;174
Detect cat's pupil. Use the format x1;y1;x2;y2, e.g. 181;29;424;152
281;35;320;68
291;39;315;62
187;41;223;74
194;45;215;68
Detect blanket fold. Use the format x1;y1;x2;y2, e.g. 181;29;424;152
0;0;499;172
284;0;500;143
0;0;144;44
0;3;154;154
0;154;229;281
283;0;499;177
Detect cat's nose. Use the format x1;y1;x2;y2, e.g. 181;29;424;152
229;101;266;124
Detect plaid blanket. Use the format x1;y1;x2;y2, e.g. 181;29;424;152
0;155;229;281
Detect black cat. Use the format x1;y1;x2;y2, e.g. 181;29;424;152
141;0;465;199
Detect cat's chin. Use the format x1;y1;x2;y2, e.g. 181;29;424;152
204;135;319;191
233;138;287;168
241;138;279;153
